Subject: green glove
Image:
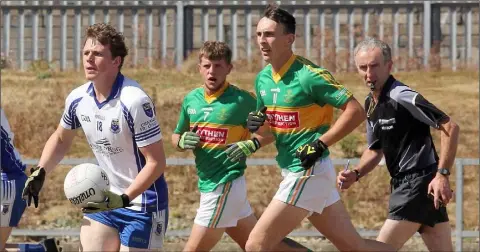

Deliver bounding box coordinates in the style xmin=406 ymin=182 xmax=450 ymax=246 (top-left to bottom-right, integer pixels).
xmin=82 ymin=190 xmax=131 ymax=213
xmin=225 ymin=138 xmax=261 ymax=162
xmin=22 ymin=166 xmax=46 ymax=208
xmin=178 ymin=125 xmax=200 ymax=150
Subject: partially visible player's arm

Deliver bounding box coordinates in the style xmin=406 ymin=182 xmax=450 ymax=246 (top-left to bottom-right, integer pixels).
xmin=437 ymin=119 xmax=460 ymax=172
xmin=319 ymin=97 xmax=366 ymax=146
xmin=38 ymin=91 xmax=81 ymax=173
xmin=299 ymin=68 xmax=365 ymax=147
xmin=337 ymin=148 xmax=383 ymax=189
xmin=225 ymin=119 xmax=273 ymax=162
xmin=354 ymin=148 xmax=383 ymax=179
xmin=38 ymin=125 xmax=76 ymax=174
xmin=24 ymin=124 xmax=76 ymax=208
xmin=246 ymin=88 xmax=273 ymax=146
xmin=172 ymin=99 xmax=199 ymax=151
xmin=172 ymin=127 xmax=200 ymax=152
xmin=253 ymin=122 xmax=275 ymax=147
xmin=171 ymin=133 xmax=182 ymax=151
xmin=394 ymin=89 xmax=460 ymax=171
xmin=295 ymin=97 xmax=365 ymax=169
xmin=394 ymin=88 xmax=457 ymax=207
xmin=124 ymin=140 xmax=167 ymax=200
xmin=354 ymin=114 xmax=384 ymax=179
xmin=427 ymin=118 xmax=459 ymax=208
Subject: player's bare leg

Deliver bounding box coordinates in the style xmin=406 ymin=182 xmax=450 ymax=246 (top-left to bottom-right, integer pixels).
xmin=1 ymin=232 xmax=61 ymax=252
xmin=308 ymin=200 xmax=395 ymax=251
xmin=80 ymin=217 xmax=120 ymax=252
xmin=225 ymin=215 xmax=256 ymax=250
xmin=0 ymin=227 xmax=13 ymax=251
xmin=2 ymin=244 xmax=20 ymax=252
xmin=420 ymin=222 xmax=453 ymax=251
xmin=119 ymin=244 xmax=157 ymax=252
xmin=228 ymin=214 xmax=309 ymax=252
xmin=245 ymin=200 xmax=309 ymax=251
xmin=376 ymin=219 xmax=421 ymax=250
xmin=182 ymin=224 xmax=226 ymax=252
xmin=226 ymin=216 xmax=263 ymax=251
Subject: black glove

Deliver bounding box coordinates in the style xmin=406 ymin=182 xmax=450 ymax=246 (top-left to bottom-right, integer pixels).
xmin=22 ymin=166 xmax=46 ymax=208
xmin=295 ymin=139 xmax=328 ymax=170
xmin=247 ymin=106 xmax=268 ymax=133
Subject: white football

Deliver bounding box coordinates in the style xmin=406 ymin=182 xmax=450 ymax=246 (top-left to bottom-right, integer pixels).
xmin=63 ymin=163 xmax=110 ymax=208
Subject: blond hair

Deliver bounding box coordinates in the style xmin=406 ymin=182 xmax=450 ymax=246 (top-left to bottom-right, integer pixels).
xmin=198 ymin=41 xmax=232 ymax=64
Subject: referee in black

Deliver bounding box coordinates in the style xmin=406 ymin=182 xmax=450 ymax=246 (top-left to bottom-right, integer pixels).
xmin=337 ymin=37 xmax=459 ymax=251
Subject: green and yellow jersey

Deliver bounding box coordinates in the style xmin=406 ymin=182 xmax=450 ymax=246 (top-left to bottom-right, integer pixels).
xmin=255 ymin=54 xmax=353 ymax=172
xmin=174 ymin=82 xmax=257 ymax=192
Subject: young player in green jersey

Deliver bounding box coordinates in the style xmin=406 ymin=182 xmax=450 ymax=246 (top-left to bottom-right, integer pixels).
xmin=226 ymin=4 xmax=396 ymax=252
xmin=172 ymin=41 xmax=311 ymax=252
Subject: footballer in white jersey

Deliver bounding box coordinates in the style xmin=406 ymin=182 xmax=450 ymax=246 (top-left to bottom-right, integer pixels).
xmin=1 ymin=109 xmax=63 ymax=251
xmin=61 ymin=74 xmax=168 ymax=249
xmin=1 ymin=108 xmax=28 ymax=228
xmin=60 ymin=74 xmax=168 ymax=213
xmin=23 ymin=23 xmax=169 ymax=250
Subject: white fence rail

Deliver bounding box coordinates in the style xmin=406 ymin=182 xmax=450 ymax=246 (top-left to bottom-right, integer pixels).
xmin=1 ymin=0 xmax=479 ymax=71
xmin=12 ymin=157 xmax=480 ymax=252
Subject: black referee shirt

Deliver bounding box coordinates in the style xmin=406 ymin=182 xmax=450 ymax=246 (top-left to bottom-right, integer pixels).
xmin=365 ymin=75 xmax=449 ymax=178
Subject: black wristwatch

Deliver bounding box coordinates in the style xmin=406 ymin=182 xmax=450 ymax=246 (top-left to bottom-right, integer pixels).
xmin=353 ymin=169 xmax=361 ymax=181
xmin=437 ymin=168 xmax=451 ymax=176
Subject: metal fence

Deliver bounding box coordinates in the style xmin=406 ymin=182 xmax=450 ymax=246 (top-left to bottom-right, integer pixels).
xmin=11 ymin=157 xmax=480 ymax=252
xmin=1 ymin=0 xmax=479 ymax=71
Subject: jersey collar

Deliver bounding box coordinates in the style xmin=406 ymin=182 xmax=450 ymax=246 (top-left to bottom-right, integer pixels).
xmin=87 ymin=72 xmax=125 ymax=109
xmin=204 ymin=81 xmax=229 ymax=104
xmin=272 ymin=54 xmax=296 ymax=83
xmin=378 ymin=75 xmax=396 ymax=102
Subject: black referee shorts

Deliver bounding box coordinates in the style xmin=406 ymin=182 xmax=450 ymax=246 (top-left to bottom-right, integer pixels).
xmin=388 ymin=166 xmax=449 ymax=230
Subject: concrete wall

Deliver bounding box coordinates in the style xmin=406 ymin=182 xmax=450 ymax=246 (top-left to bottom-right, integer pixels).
xmin=1 ymin=3 xmax=478 ymax=70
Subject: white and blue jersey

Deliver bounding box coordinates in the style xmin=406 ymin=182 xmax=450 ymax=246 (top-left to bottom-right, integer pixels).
xmin=60 ymin=73 xmax=168 ymax=213
xmin=1 ymin=108 xmax=27 ymax=227
xmin=1 ymin=109 xmax=27 ymax=179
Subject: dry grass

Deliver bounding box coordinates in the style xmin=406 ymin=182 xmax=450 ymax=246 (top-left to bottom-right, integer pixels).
xmin=1 ymin=64 xmax=478 ymax=250
xmin=9 ymin=236 xmax=478 ymax=252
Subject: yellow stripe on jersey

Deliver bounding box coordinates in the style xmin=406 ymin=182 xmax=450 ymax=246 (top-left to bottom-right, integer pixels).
xmin=189 ymin=122 xmax=250 ymax=149
xmin=272 ymin=54 xmax=296 ymax=83
xmin=296 ymin=56 xmax=347 ymax=92
xmin=265 ymin=104 xmax=333 ymax=134
xmin=204 ymin=82 xmax=230 ymax=104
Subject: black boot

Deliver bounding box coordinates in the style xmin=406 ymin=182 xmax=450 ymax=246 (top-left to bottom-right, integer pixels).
xmin=39 ymin=238 xmax=62 ymax=252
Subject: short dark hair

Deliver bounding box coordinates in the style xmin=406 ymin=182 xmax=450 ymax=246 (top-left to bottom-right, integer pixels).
xmin=84 ymin=23 xmax=129 ymax=69
xmin=263 ymin=4 xmax=296 ymax=34
xmin=198 ymin=41 xmax=232 ymax=64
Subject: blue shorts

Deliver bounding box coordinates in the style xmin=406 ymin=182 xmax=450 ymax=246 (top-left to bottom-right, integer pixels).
xmin=84 ymin=207 xmax=168 ymax=249
xmin=1 ymin=174 xmax=27 ymax=227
